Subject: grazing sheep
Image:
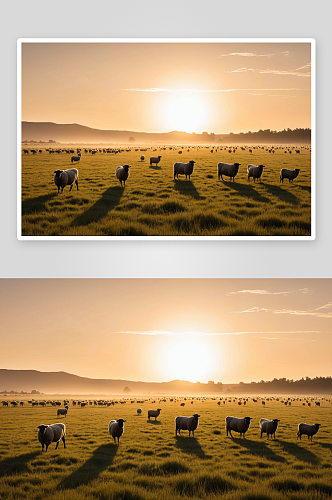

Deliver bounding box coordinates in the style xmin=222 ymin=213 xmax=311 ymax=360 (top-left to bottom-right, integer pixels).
xmin=37 ymin=423 xmax=66 ymax=452
xmin=148 ymin=409 xmax=161 ymax=421
xmin=137 ymin=408 xmax=142 ymax=415
xmin=260 ymin=418 xmax=280 ymax=439
xmin=173 ymin=161 xmax=196 ymax=180
xmin=108 ymin=419 xmax=126 ymax=445
xmin=54 ymin=168 xmax=79 ymax=193
xmin=247 ymin=164 xmax=264 ymax=182
xmin=140 ymin=155 xmax=145 ymax=161
xmin=175 ymin=414 xmax=200 ymax=437
xmin=115 ymin=165 xmax=131 ymax=187
xmin=226 ymin=416 xmax=252 ymax=438
xmin=150 ymin=156 xmax=162 ymax=166
xmin=71 ymin=153 xmax=81 ymax=163
xmin=217 ymin=162 xmax=241 ymax=182
xmin=297 ymin=423 xmax=320 ymax=441
xmin=280 ymin=168 xmax=300 ymax=183
xmin=57 ymin=405 xmax=69 ymax=417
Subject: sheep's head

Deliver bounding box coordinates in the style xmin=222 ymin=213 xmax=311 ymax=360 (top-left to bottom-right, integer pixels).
xmin=54 ymin=170 xmax=63 ymax=178
xmin=315 ymin=424 xmax=320 ymax=430
xmin=123 ymin=165 xmax=131 ymax=172
xmin=272 ymin=419 xmax=280 ymax=424
xmin=38 ymin=424 xmax=48 ymax=434
xmin=193 ymin=414 xmax=200 ymax=419
xmin=244 ymin=417 xmax=252 ymax=426
xmin=117 ymin=419 xmax=126 ymax=427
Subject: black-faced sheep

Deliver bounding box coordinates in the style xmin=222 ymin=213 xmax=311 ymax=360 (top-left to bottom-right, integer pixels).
xmin=108 ymin=419 xmax=126 ymax=445
xmin=54 ymin=168 xmax=79 ymax=193
xmin=175 ymin=414 xmax=200 ymax=437
xmin=115 ymin=165 xmax=131 ymax=187
xmin=247 ymin=164 xmax=264 ymax=182
xmin=150 ymin=156 xmax=162 ymax=166
xmin=217 ymin=162 xmax=241 ymax=182
xmin=37 ymin=423 xmax=66 ymax=452
xmin=226 ymin=416 xmax=252 ymax=438
xmin=280 ymin=168 xmax=300 ymax=183
xmin=173 ymin=161 xmax=196 ymax=180
xmin=259 ymin=418 xmax=280 ymax=439
xmin=297 ymin=423 xmax=320 ymax=441
xmin=71 ymin=153 xmax=81 ymax=163
xmin=148 ymin=409 xmax=161 ymax=421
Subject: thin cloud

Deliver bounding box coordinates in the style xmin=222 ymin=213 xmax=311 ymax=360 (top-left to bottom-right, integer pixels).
xmin=117 ymin=329 xmax=321 ymax=337
xmin=258 ymin=336 xmax=316 ymax=342
xmin=295 ymin=62 xmax=311 ymax=71
xmin=274 ymin=303 xmax=332 ymax=318
xmin=235 ymin=307 xmax=269 ymax=314
xmin=228 ymin=288 xmax=309 ymax=296
xmin=219 ymin=51 xmax=290 ymax=58
xmin=226 ymin=67 xmax=255 ymax=73
xmin=259 ymin=69 xmax=311 ymax=77
xmin=122 ymin=87 xmax=307 ymax=94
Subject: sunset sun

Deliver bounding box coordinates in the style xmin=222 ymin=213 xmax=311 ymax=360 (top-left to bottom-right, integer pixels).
xmin=165 ymin=339 xmax=212 ymax=383
xmin=166 ymin=96 xmax=206 ymax=133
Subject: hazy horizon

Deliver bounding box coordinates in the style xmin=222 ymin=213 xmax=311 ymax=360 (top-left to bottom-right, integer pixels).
xmin=21 ymin=41 xmax=311 ymax=135
xmin=1 ymin=279 xmax=330 ymax=385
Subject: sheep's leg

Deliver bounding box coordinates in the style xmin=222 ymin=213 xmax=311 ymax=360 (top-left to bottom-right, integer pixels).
xmin=76 ymin=180 xmax=79 ymax=190
xmin=55 ymin=441 xmax=59 ymax=450
xmin=70 ymin=184 xmax=73 ymax=191
xmin=62 ymin=436 xmax=66 ymax=448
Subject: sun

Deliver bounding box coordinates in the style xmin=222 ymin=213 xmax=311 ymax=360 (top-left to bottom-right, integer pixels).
xmin=165 ymin=339 xmax=212 ymax=383
xmin=166 ymin=96 xmax=206 ymax=133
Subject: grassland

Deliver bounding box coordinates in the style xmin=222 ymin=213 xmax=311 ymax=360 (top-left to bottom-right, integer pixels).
xmin=20 ymin=145 xmax=311 ymax=237
xmin=0 ymin=395 xmax=331 ymax=500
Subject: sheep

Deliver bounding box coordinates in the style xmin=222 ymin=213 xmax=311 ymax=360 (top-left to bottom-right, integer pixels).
xmin=108 ymin=419 xmax=126 ymax=445
xmin=54 ymin=168 xmax=79 ymax=193
xmin=217 ymin=162 xmax=241 ymax=182
xmin=173 ymin=161 xmax=196 ymax=180
xmin=225 ymin=416 xmax=252 ymax=438
xmin=259 ymin=418 xmax=280 ymax=439
xmin=148 ymin=409 xmax=161 ymax=421
xmin=137 ymin=408 xmax=142 ymax=415
xmin=37 ymin=423 xmax=66 ymax=452
xmin=71 ymin=153 xmax=81 ymax=163
xmin=57 ymin=405 xmax=69 ymax=417
xmin=175 ymin=414 xmax=200 ymax=437
xmin=150 ymin=156 xmax=162 ymax=166
xmin=280 ymin=168 xmax=300 ymax=183
xmin=140 ymin=155 xmax=145 ymax=161
xmin=297 ymin=423 xmax=320 ymax=441
xmin=247 ymin=164 xmax=264 ymax=182
xmin=115 ymin=165 xmax=131 ymax=187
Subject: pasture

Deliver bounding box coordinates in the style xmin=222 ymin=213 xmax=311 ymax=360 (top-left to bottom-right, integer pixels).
xmin=0 ymin=395 xmax=331 ymax=500
xmin=20 ymin=145 xmax=312 ymax=237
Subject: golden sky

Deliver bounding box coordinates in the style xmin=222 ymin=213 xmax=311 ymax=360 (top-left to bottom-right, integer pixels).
xmin=21 ymin=42 xmax=311 ymax=134
xmin=1 ymin=279 xmax=330 ymax=384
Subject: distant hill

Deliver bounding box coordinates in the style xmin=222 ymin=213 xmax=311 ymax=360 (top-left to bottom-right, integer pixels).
xmin=21 ymin=121 xmax=311 ymax=145
xmin=0 ymin=369 xmax=223 ymax=395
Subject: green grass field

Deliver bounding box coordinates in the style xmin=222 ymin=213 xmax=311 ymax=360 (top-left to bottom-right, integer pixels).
xmin=21 ymin=145 xmax=311 ymax=237
xmin=0 ymin=395 xmax=331 ymax=500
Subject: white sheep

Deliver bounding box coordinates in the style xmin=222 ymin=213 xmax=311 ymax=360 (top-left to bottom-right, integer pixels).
xmin=148 ymin=408 xmax=161 ymax=421
xmin=71 ymin=153 xmax=82 ymax=163
xmin=173 ymin=161 xmax=196 ymax=180
xmin=108 ymin=418 xmax=126 ymax=445
xmin=150 ymin=156 xmax=162 ymax=166
xmin=225 ymin=416 xmax=252 ymax=438
xmin=280 ymin=168 xmax=300 ymax=183
xmin=37 ymin=423 xmax=66 ymax=452
xmin=137 ymin=408 xmax=142 ymax=415
xmin=247 ymin=164 xmax=264 ymax=182
xmin=54 ymin=168 xmax=79 ymax=193
xmin=115 ymin=165 xmax=131 ymax=187
xmin=57 ymin=405 xmax=69 ymax=417
xmin=297 ymin=423 xmax=320 ymax=441
xmin=217 ymin=162 xmax=241 ymax=182
xmin=259 ymin=418 xmax=280 ymax=439
xmin=175 ymin=414 xmax=200 ymax=437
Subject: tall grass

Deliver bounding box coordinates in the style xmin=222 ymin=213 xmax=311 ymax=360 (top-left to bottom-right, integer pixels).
xmin=20 ymin=145 xmax=311 ymax=236
xmin=0 ymin=394 xmax=330 ymax=499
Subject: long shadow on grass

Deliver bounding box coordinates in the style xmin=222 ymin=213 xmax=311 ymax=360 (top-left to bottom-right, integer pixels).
xmin=225 ymin=182 xmax=271 ymax=204
xmin=59 ymin=444 xmax=117 ymax=489
xmin=297 ymin=185 xmax=311 ymax=193
xmin=147 ymin=420 xmax=162 ymax=425
xmin=175 ymin=436 xmax=206 ymax=459
xmin=277 ymin=440 xmax=318 ymax=464
xmin=263 ymin=183 xmax=299 ymax=205
xmin=22 ymin=193 xmax=57 ymax=215
xmin=71 ymin=186 xmax=123 ymax=226
xmin=0 ymin=451 xmax=39 ymax=478
xmin=149 ymin=165 xmax=162 ymax=170
xmin=319 ymin=442 xmax=332 ymax=452
xmin=173 ymin=180 xmax=205 ymax=200
xmin=231 ymin=438 xmax=286 ymax=463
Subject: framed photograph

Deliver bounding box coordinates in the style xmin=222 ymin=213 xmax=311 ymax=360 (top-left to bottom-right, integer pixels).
xmin=18 ymin=39 xmax=315 ymax=240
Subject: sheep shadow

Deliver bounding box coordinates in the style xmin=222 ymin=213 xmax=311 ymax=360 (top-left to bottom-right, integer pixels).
xmin=175 ymin=436 xmax=206 ymax=459
xmin=22 ymin=193 xmax=57 ymax=215
xmin=263 ymin=183 xmax=299 ymax=205
xmin=71 ymin=186 xmax=123 ymax=226
xmin=277 ymin=440 xmax=318 ymax=464
xmin=59 ymin=444 xmax=117 ymax=489
xmin=173 ymin=180 xmax=205 ymax=200
xmin=297 ymin=184 xmax=311 ymax=193
xmin=225 ymin=182 xmax=271 ymax=204
xmin=147 ymin=420 xmax=161 ymax=425
xmin=232 ymin=438 xmax=286 ymax=463
xmin=0 ymin=451 xmax=39 ymax=478
xmin=318 ymin=442 xmax=332 ymax=452
xmin=149 ymin=165 xmax=162 ymax=170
